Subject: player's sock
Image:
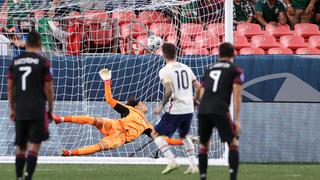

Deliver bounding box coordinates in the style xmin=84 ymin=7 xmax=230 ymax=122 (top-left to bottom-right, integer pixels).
xmin=63 ymin=116 xmax=94 ymax=125
xmin=183 ymin=136 xmax=197 ymax=167
xmin=229 ymin=145 xmax=239 ymax=180
xmin=199 ymin=146 xmax=208 ymax=180
xmin=164 ymin=137 xmax=183 ymax=145
xmin=25 ymin=151 xmax=38 ymax=180
xmin=154 ymin=137 xmax=176 ymax=164
xmin=15 ymin=153 xmax=25 ymax=179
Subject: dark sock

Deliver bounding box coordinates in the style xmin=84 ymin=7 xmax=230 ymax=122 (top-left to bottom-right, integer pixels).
xmin=229 ymin=145 xmax=239 ymax=180
xmin=15 ymin=153 xmax=25 ymax=179
xmin=199 ymin=147 xmax=208 ymax=180
xmin=25 ymin=151 xmax=38 ymax=180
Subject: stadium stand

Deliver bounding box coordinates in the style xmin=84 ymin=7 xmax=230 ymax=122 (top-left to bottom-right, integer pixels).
xmin=267 ymin=47 xmax=294 ymax=55
xmin=296 ymin=47 xmax=320 ymax=55
xmin=239 ymin=47 xmax=265 ymax=55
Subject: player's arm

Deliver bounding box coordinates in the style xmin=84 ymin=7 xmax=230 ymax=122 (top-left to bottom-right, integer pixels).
xmin=7 ymin=79 xmax=14 ymax=120
xmin=191 ymin=69 xmax=202 ymax=104
xmin=44 ymin=60 xmax=54 ymax=119
xmin=233 ymin=67 xmax=244 ymax=135
xmin=99 ymin=69 xmax=130 ymax=117
xmin=44 ymin=81 xmax=54 ymax=116
xmin=7 ymin=63 xmax=14 ymax=120
xmin=153 ymin=78 xmax=172 ymax=114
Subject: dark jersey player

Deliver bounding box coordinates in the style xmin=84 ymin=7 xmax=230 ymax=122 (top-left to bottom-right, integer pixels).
xmin=7 ymin=31 xmax=54 ymax=180
xmin=197 ymin=42 xmax=244 ymax=180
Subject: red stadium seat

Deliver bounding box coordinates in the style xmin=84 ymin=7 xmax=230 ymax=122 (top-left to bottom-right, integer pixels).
xmin=251 ymin=35 xmax=278 ymax=49
xmin=267 ymin=47 xmax=293 ymax=54
xmin=308 ymin=36 xmax=320 ymax=49
xmin=280 ymin=35 xmax=307 ymax=49
xmin=134 ymin=35 xmax=148 ymax=54
xmin=182 ymin=48 xmax=209 ymax=55
xmin=233 ymin=34 xmax=250 ymax=49
xmin=296 ymin=47 xmax=320 ymax=55
xmin=239 ymin=47 xmax=265 ymax=55
xmin=112 ymin=11 xmax=137 ymax=24
xmin=120 ymin=23 xmax=148 ymax=38
xmin=180 ymin=35 xmax=194 ymax=48
xmin=265 ymin=24 xmax=293 ymax=37
xmin=138 ymin=11 xmax=169 ymax=24
xmin=166 ymin=35 xmax=178 ymax=45
xmin=195 ymin=34 xmax=220 ymax=49
xmin=181 ymin=23 xmax=204 ymax=37
xmin=150 ymin=23 xmax=176 ymax=36
xmin=237 ymin=23 xmax=264 ymax=37
xmin=295 ymin=23 xmax=320 ymax=38
xmin=207 ymin=23 xmax=225 ymax=37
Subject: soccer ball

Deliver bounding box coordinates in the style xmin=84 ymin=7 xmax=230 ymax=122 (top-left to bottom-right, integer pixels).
xmin=147 ymin=35 xmax=163 ymax=51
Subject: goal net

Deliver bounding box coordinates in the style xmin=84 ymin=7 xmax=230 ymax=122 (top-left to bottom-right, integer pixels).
xmin=0 ymin=0 xmax=227 ymax=165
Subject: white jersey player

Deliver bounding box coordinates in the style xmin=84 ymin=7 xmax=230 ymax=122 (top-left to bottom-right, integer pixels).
xmin=152 ymin=43 xmax=202 ymax=174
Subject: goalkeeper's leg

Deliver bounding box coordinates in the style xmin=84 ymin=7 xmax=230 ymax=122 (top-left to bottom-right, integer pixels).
xmin=53 ymin=115 xmax=112 ymax=131
xmin=61 ymin=134 xmax=126 ymax=156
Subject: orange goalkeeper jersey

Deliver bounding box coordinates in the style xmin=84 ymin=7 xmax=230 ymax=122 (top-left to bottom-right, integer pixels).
xmin=104 ymin=81 xmax=153 ymax=143
xmin=119 ymin=105 xmax=153 ymax=143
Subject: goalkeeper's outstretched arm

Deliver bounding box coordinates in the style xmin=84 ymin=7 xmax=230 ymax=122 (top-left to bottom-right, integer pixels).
xmin=100 ymin=69 xmax=130 ymax=117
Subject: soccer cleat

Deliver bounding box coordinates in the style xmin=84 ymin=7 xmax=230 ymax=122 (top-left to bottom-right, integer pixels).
xmin=161 ymin=161 xmax=180 ymax=174
xmin=189 ymin=135 xmax=199 ymax=145
xmin=52 ymin=114 xmax=62 ymax=124
xmin=60 ymin=148 xmax=71 ymax=156
xmin=184 ymin=165 xmax=199 ymax=174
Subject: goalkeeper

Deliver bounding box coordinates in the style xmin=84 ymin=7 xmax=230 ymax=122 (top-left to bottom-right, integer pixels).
xmin=53 ymin=68 xmax=183 ymax=156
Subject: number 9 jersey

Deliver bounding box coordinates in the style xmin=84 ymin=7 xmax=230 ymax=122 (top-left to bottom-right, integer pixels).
xmin=8 ymin=52 xmax=53 ymax=120
xmin=159 ymin=62 xmax=197 ymax=114
xmin=198 ymin=60 xmax=244 ymax=115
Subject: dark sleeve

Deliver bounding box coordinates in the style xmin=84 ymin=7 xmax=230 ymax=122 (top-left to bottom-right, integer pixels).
xmin=278 ymin=2 xmax=285 ymax=12
xmin=200 ymin=69 xmax=209 ymax=87
xmin=44 ymin=59 xmax=53 ymax=82
xmin=233 ymin=66 xmax=244 ymax=85
xmin=8 ymin=62 xmax=13 ymax=80
xmin=114 ymin=103 xmax=130 ymax=118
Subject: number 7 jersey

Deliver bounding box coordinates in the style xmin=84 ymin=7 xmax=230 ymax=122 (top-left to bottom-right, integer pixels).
xmin=159 ymin=62 xmax=197 ymax=114
xmin=198 ymin=61 xmax=244 ymax=115
xmin=8 ymin=52 xmax=52 ymax=120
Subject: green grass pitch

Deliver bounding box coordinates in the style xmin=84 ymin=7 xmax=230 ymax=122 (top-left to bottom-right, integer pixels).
xmin=0 ymin=163 xmax=319 ymax=180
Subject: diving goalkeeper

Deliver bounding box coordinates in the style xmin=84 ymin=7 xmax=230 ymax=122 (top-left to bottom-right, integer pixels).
xmin=53 ymin=68 xmax=182 ymax=156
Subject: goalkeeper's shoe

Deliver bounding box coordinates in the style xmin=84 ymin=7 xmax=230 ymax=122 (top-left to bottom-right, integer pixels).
xmin=52 ymin=114 xmax=62 ymax=124
xmin=184 ymin=165 xmax=199 ymax=174
xmin=161 ymin=161 xmax=180 ymax=174
xmin=60 ymin=148 xmax=72 ymax=156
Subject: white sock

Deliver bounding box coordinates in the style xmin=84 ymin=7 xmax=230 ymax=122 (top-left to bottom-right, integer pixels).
xmin=154 ymin=136 xmax=176 ymax=164
xmin=183 ymin=136 xmax=197 ymax=167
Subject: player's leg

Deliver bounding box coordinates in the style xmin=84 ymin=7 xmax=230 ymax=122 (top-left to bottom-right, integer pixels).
xmin=178 ymin=113 xmax=198 ymax=174
xmin=153 ymin=113 xmax=180 ymax=174
xmin=24 ymin=118 xmax=49 ymax=180
xmin=218 ymin=112 xmax=239 ymax=180
xmin=198 ymin=114 xmax=214 ymax=180
xmin=14 ymin=121 xmax=27 ymax=180
xmin=62 ymin=133 xmax=126 ymax=156
xmin=53 ymin=115 xmax=111 ymax=131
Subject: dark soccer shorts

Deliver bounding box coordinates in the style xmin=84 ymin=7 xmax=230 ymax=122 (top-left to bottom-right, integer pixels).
xmin=15 ymin=119 xmax=49 ymax=148
xmin=198 ymin=112 xmax=236 ymax=145
xmin=154 ymin=113 xmax=193 ymax=138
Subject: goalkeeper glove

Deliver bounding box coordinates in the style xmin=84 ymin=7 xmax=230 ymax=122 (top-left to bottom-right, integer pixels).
xmin=99 ymin=68 xmax=112 ymax=81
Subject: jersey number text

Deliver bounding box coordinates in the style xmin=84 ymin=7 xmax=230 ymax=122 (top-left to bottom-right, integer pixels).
xmin=174 ymin=70 xmax=189 ymax=90
xmin=19 ymin=66 xmax=32 ymax=91
xmin=209 ymin=70 xmax=221 ymax=92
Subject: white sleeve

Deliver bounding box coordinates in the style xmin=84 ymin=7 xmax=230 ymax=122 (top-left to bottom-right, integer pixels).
xmin=159 ymin=68 xmax=172 ymax=84
xmin=190 ymin=68 xmax=197 ymax=81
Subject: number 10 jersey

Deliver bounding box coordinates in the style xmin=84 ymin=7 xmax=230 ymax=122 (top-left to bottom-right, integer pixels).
xmin=159 ymin=62 xmax=197 ymax=115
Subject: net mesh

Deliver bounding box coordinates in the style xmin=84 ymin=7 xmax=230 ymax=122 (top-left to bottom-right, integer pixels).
xmin=0 ymin=0 xmax=227 ymax=164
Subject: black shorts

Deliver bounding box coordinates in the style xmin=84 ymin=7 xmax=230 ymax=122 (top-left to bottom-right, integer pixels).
xmin=198 ymin=112 xmax=236 ymax=145
xmin=15 ymin=119 xmax=49 ymax=148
